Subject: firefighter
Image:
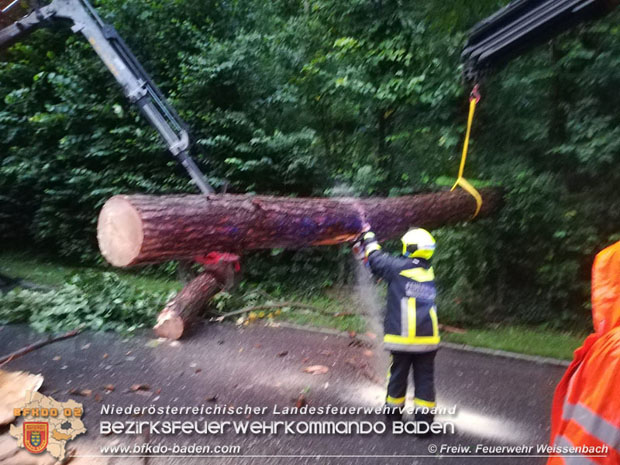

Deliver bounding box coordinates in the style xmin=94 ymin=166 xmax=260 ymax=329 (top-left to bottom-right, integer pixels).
xmin=547 ymin=241 xmax=620 ymax=464
xmin=357 ymin=228 xmax=439 ymax=425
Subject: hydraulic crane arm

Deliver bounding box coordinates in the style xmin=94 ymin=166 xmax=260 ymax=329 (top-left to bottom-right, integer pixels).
xmin=462 ymin=0 xmax=619 ymax=81
xmin=0 ymin=0 xmax=214 ymax=194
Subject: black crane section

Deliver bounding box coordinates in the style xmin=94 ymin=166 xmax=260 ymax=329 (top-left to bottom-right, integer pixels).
xmin=462 ymin=0 xmax=619 ymax=81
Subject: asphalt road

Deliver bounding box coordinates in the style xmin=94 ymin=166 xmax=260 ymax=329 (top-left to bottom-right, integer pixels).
xmin=0 ymin=323 xmax=566 ymax=465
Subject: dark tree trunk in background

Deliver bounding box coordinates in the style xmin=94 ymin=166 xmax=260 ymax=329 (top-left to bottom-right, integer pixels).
xmin=549 ymin=40 xmax=567 ymax=144
xmin=97 ymin=188 xmax=503 ymax=267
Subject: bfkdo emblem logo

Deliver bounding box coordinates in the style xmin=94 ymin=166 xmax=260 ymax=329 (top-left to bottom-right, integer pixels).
xmin=23 ymin=422 xmax=49 ymax=454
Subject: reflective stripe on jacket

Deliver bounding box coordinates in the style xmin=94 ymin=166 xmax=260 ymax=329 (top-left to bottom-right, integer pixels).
xmin=367 ymin=250 xmax=439 ymax=352
xmin=547 ymin=241 xmax=620 ymax=465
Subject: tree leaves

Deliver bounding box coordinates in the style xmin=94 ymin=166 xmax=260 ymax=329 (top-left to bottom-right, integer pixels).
xmin=0 ymin=273 xmax=172 ymax=333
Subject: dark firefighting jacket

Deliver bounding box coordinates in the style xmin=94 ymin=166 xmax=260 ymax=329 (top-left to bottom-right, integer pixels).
xmin=367 ymin=250 xmax=439 ymax=353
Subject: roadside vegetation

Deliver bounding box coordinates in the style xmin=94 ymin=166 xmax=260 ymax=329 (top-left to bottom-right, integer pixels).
xmin=441 ymin=327 xmax=584 ymax=361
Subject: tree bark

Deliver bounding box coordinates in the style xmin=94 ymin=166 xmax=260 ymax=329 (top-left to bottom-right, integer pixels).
xmin=153 ymin=272 xmax=222 ymax=340
xmin=97 ymin=188 xmax=502 ymax=267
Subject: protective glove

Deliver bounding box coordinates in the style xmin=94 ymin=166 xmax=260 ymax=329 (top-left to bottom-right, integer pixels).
xmin=352 ymin=230 xmax=381 ymax=262
xmin=361 ymin=231 xmax=381 ymax=256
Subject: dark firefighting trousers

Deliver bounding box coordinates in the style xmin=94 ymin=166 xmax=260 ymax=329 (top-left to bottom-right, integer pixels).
xmin=386 ymin=350 xmax=437 ymax=420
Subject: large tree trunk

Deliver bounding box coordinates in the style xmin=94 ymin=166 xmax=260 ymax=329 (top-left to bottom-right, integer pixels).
xmin=101 ymin=188 xmax=502 ymax=340
xmin=97 ymin=188 xmax=502 ymax=267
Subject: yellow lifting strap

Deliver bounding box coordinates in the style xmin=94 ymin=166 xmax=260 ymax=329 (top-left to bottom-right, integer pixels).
xmin=451 ymin=84 xmax=483 ymax=218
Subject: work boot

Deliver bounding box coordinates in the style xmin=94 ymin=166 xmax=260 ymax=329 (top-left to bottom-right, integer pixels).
xmin=414 ymin=412 xmax=435 ymax=437
xmin=385 ymin=406 xmax=402 ymax=425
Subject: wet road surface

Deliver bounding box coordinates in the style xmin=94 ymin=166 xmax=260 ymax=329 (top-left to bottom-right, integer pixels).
xmin=0 ymin=323 xmax=566 ymax=464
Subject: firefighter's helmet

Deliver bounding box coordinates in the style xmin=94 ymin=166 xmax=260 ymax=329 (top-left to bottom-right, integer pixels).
xmin=401 ymin=228 xmax=435 ymax=259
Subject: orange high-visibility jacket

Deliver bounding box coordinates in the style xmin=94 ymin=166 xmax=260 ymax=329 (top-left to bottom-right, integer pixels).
xmin=547 ymin=241 xmax=620 ymax=464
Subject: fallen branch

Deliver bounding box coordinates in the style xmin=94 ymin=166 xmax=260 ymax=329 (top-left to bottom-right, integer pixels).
xmin=212 ymin=301 xmax=353 ymax=322
xmin=0 ymin=329 xmax=81 ymax=367
xmin=216 ymin=305 xmax=466 ymax=332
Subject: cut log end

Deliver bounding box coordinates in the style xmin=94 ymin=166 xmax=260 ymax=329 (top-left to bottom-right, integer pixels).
xmin=153 ymin=308 xmax=185 ymax=340
xmin=154 ymin=271 xmax=223 ymax=340
xmin=97 ymin=196 xmax=144 ymax=267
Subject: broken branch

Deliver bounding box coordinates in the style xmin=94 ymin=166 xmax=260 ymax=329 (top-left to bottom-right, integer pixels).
xmin=212 ymin=301 xmax=353 ymax=322
xmin=0 ymin=329 xmax=81 ymax=367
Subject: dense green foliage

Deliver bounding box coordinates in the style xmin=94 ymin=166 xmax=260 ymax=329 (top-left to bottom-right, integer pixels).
xmin=0 ymin=272 xmax=172 ymax=332
xmin=1 ymin=1 xmax=619 ymax=330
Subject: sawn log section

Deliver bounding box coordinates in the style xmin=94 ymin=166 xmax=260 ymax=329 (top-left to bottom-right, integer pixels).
xmin=97 ymin=188 xmax=502 ymax=267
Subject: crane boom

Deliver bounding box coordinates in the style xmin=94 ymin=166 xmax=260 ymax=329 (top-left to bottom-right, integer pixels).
xmin=0 ymin=0 xmax=214 ymax=194
xmin=462 ymin=0 xmax=619 ymax=81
